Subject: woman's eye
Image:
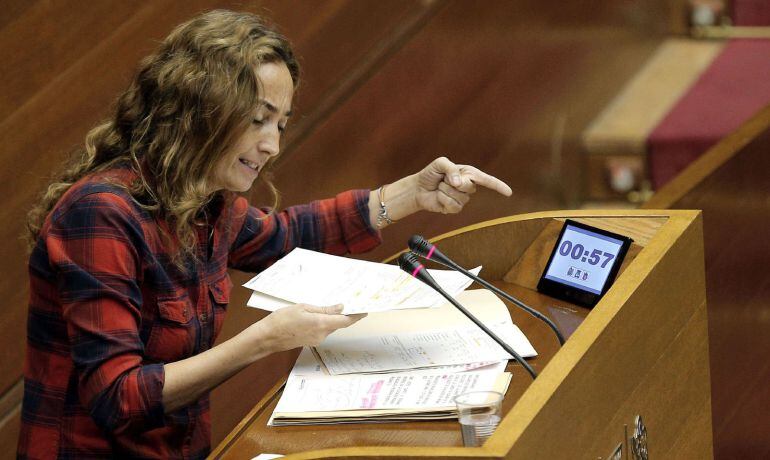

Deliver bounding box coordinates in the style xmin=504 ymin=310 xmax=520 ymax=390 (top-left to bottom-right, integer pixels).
xmin=252 ymin=118 xmax=264 ymax=126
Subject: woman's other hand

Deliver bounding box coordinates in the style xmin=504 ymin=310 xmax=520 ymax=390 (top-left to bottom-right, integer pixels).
xmin=253 ymin=304 xmax=365 ymax=352
xmin=163 ymin=304 xmax=362 ymax=412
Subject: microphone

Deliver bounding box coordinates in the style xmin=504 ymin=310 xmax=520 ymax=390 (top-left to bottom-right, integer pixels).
xmin=398 ymin=252 xmax=537 ymax=379
xmin=408 ymin=235 xmax=566 ymax=345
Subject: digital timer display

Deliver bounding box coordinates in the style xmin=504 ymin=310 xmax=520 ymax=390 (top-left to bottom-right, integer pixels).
xmin=538 ymin=220 xmax=633 ymax=307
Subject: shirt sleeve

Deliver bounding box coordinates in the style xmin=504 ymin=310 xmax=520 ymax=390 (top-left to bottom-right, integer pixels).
xmin=46 ymin=192 xmax=165 ymax=434
xmin=228 ymin=189 xmax=382 ymax=272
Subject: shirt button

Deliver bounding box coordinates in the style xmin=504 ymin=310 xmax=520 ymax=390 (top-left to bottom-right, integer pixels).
xmin=199 ymin=313 xmax=208 ymax=322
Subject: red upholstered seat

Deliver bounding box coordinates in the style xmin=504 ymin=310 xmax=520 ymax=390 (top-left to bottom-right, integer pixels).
xmin=647 ymin=39 xmax=770 ymax=188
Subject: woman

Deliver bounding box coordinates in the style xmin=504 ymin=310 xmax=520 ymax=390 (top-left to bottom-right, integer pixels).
xmin=18 ymin=10 xmax=512 ymax=459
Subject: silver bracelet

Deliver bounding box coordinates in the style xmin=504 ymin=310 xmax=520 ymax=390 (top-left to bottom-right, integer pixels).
xmin=376 ymin=185 xmax=394 ymax=228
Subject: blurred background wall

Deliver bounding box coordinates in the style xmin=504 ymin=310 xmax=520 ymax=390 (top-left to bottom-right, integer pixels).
xmin=5 ymin=0 xmax=769 ymax=458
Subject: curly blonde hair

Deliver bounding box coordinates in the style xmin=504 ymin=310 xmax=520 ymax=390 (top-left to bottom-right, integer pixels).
xmin=26 ymin=10 xmax=299 ymax=263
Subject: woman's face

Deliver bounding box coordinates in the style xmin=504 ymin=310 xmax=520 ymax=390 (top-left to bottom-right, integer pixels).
xmin=212 ymin=61 xmax=294 ymax=193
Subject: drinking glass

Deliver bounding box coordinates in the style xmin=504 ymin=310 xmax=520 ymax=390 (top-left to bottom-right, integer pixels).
xmin=454 ymin=391 xmax=503 ymax=447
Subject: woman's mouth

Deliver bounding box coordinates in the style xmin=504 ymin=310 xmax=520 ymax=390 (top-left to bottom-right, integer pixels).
xmin=239 ymin=158 xmax=260 ymax=170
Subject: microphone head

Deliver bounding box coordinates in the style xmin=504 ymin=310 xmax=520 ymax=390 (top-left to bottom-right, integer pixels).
xmin=397 ymin=252 xmax=422 ymax=273
xmin=408 ymin=234 xmax=457 ymax=270
xmin=397 ymin=251 xmax=439 ymax=287
xmin=408 ymin=235 xmax=432 ymax=257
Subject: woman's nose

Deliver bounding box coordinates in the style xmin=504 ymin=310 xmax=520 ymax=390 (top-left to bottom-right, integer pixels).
xmin=258 ymin=128 xmax=280 ymax=157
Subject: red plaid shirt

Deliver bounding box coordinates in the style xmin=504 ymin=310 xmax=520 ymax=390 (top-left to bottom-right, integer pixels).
xmin=18 ymin=168 xmax=380 ymax=459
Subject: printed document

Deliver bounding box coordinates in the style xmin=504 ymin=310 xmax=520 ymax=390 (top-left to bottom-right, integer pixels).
xmin=315 ymin=321 xmax=536 ymax=375
xmin=292 ymin=346 xmax=507 ymax=377
xmin=275 ymin=370 xmax=506 ymax=413
xmin=266 ymin=291 xmax=531 ymax=426
xmin=243 ymin=247 xmax=480 ymax=314
xmin=311 ymin=289 xmax=537 ymax=374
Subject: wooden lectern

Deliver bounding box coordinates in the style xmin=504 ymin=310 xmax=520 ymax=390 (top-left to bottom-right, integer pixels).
xmin=211 ymin=209 xmax=711 ymax=459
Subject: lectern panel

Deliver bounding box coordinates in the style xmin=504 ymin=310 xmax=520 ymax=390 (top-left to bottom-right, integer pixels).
xmin=212 ymin=210 xmax=710 ymax=460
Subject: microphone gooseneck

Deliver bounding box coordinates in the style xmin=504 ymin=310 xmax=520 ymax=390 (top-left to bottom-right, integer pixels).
xmin=398 ymin=253 xmax=537 ymax=379
xmin=408 ymin=235 xmax=566 ymax=345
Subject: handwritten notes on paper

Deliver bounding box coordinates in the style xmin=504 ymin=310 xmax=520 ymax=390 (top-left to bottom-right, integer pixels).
xmin=315 ymin=322 xmax=537 ymax=375
xmin=243 ymin=248 xmax=480 ymax=314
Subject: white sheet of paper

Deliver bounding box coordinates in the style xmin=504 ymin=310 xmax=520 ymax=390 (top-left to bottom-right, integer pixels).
xmin=293 ymin=346 xmax=507 ymax=377
xmin=315 ymin=321 xmax=536 ymax=375
xmin=402 ymin=360 xmax=508 ymax=375
xmin=243 ymin=247 xmax=480 ymax=314
xmin=291 ymin=347 xmax=327 ymax=376
xmin=246 ymin=290 xmax=293 ymax=312
xmin=274 ymin=370 xmax=504 ymax=413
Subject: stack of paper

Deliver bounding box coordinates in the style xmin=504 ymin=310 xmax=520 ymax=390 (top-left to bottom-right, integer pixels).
xmin=268 ymin=290 xmax=536 ymax=426
xmin=270 ymin=351 xmax=511 ymax=425
xmin=243 ymin=248 xmax=481 ymax=314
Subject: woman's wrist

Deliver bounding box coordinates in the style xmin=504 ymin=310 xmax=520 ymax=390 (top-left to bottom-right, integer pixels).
xmin=369 ymin=175 xmax=421 ymax=229
xmin=238 ymin=320 xmax=279 ymax=363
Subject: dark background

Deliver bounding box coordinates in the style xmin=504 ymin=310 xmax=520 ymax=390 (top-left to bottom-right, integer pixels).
xmin=0 ymin=0 xmax=689 ymax=454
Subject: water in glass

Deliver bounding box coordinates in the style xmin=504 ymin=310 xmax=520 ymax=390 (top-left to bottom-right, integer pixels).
xmin=459 ymin=413 xmax=501 ymax=447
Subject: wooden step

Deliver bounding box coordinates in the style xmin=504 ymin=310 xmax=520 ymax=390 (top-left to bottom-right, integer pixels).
xmin=582 ymin=38 xmax=724 ymax=201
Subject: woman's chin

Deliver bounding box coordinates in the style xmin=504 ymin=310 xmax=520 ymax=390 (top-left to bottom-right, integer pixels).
xmin=218 ymin=178 xmax=255 ymax=193
xmin=234 ymin=182 xmax=254 ymax=193
xmin=242 ymin=177 xmax=261 ymax=192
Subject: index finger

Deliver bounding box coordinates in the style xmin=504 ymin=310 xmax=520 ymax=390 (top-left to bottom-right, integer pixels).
xmin=460 ymin=165 xmax=512 ymax=196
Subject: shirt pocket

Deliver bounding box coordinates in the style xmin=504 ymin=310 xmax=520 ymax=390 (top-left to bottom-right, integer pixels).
xmin=209 ymin=274 xmax=232 ymax=343
xmin=145 ymin=294 xmax=195 ymax=362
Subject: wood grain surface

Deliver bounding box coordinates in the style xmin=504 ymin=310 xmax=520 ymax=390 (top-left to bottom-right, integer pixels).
xmin=644 ymin=104 xmax=770 ymax=459
xmin=0 ymin=0 xmax=689 ymax=454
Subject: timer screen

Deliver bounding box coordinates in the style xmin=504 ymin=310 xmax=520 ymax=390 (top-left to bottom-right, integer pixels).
xmin=538 ymin=220 xmax=633 ymax=307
